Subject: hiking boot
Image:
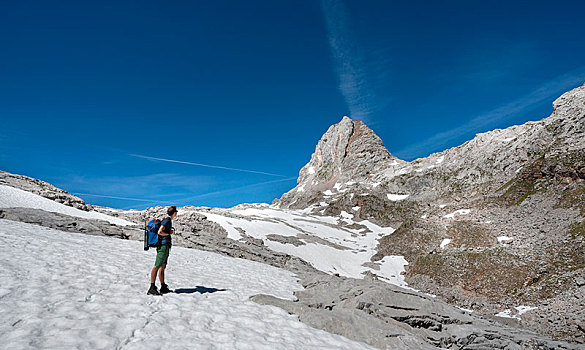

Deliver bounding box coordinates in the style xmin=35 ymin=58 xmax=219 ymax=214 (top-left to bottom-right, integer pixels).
xmin=160 ymin=283 xmax=172 ymax=294
xmin=147 ymin=285 xmax=161 ymax=296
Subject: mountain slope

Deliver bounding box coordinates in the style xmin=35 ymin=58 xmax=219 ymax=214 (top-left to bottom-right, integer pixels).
xmin=274 ymin=82 xmax=585 ymax=344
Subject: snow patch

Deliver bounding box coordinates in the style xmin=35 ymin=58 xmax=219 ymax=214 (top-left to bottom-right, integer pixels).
xmin=495 ymin=306 xmax=537 ymax=320
xmin=387 ymin=193 xmax=409 ymax=201
xmin=307 ymin=166 xmax=316 ymax=174
xmin=457 ymin=306 xmax=474 ymax=313
xmin=377 ymin=256 xmax=409 ymax=287
xmin=440 ymin=239 xmax=452 ymax=249
xmin=443 ymin=209 xmax=471 ymax=219
xmin=323 ymin=190 xmax=334 ymax=196
xmin=495 ymin=309 xmax=515 ymax=318
xmin=498 ymin=236 xmax=513 ymax=243
xmin=516 ymin=306 xmax=538 ymax=315
xmin=340 ymin=211 xmax=353 ymax=219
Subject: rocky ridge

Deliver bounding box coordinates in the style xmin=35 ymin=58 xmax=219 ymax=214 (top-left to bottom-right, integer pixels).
xmin=0 ymin=171 xmax=90 ymax=211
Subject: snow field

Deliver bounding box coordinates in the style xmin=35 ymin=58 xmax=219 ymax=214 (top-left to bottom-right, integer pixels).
xmin=200 ymin=208 xmax=408 ymax=287
xmin=0 ymin=219 xmax=374 ymax=349
xmin=0 ymin=185 xmax=134 ymax=226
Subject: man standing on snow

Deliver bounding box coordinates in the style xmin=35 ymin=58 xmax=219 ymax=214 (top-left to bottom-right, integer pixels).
xmin=148 ymin=206 xmax=178 ymax=295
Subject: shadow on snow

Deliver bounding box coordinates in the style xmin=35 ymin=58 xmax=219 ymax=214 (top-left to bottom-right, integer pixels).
xmin=174 ymin=286 xmax=228 ymax=294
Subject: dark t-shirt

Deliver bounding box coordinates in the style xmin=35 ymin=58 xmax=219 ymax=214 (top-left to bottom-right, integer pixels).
xmin=160 ymin=217 xmax=172 ymax=246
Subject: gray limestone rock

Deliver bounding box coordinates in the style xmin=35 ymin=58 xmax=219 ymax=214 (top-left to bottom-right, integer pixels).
xmin=0 ymin=171 xmax=90 ymax=211
xmin=252 ymin=273 xmax=580 ymax=349
xmin=0 ymin=207 xmax=140 ymax=239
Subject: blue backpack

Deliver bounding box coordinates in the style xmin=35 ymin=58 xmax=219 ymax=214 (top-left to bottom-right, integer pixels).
xmin=143 ymin=219 xmax=162 ymax=251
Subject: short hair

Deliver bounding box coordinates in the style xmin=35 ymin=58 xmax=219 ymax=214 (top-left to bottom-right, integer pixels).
xmin=167 ymin=206 xmax=178 ymax=216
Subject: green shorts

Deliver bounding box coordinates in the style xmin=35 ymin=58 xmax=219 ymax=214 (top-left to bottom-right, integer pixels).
xmin=154 ymin=245 xmax=171 ymax=267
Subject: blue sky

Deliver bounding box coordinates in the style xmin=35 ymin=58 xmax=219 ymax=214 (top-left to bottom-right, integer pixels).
xmin=1 ymin=0 xmax=585 ymax=209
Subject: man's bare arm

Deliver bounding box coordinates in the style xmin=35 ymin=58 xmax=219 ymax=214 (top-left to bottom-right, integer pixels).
xmin=158 ymin=226 xmax=171 ymax=236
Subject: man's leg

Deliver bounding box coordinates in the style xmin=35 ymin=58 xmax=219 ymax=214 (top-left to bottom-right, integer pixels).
xmin=150 ymin=266 xmax=160 ymax=284
xmin=148 ymin=265 xmax=162 ymax=295
xmin=158 ymin=264 xmax=166 ymax=285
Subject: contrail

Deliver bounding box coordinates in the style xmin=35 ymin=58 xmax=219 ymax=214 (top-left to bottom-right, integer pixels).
xmin=129 ymin=154 xmax=289 ymax=178
xmin=321 ymin=0 xmax=385 ymax=123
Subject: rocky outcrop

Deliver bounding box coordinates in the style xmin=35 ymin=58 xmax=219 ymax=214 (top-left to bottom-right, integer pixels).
xmin=253 ymin=274 xmax=580 ymax=349
xmin=0 ymin=171 xmax=90 ymax=211
xmin=0 ymin=207 xmax=140 ymax=239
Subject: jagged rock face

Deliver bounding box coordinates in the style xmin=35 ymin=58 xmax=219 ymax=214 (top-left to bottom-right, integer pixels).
xmin=279 ymin=116 xmax=399 ymax=208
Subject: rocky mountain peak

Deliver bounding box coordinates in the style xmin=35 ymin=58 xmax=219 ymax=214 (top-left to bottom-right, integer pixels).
xmin=278 ymin=116 xmax=398 ymax=208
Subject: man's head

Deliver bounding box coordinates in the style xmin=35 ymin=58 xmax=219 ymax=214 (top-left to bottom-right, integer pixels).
xmin=168 ymin=206 xmax=178 ymax=219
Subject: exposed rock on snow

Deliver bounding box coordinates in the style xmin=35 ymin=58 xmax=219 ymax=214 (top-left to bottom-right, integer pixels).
xmin=0 ymin=184 xmax=134 ymax=226
xmin=0 ymin=170 xmax=89 ymax=211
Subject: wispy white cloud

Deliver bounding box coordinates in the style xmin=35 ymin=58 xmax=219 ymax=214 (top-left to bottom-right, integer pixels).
xmin=129 ymin=154 xmax=288 ymax=178
xmin=321 ymin=0 xmax=387 ymax=123
xmin=395 ymin=69 xmax=585 ymax=160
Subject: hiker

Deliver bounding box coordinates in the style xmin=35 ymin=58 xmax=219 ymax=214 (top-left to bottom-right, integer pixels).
xmin=147 ymin=206 xmax=178 ymax=295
